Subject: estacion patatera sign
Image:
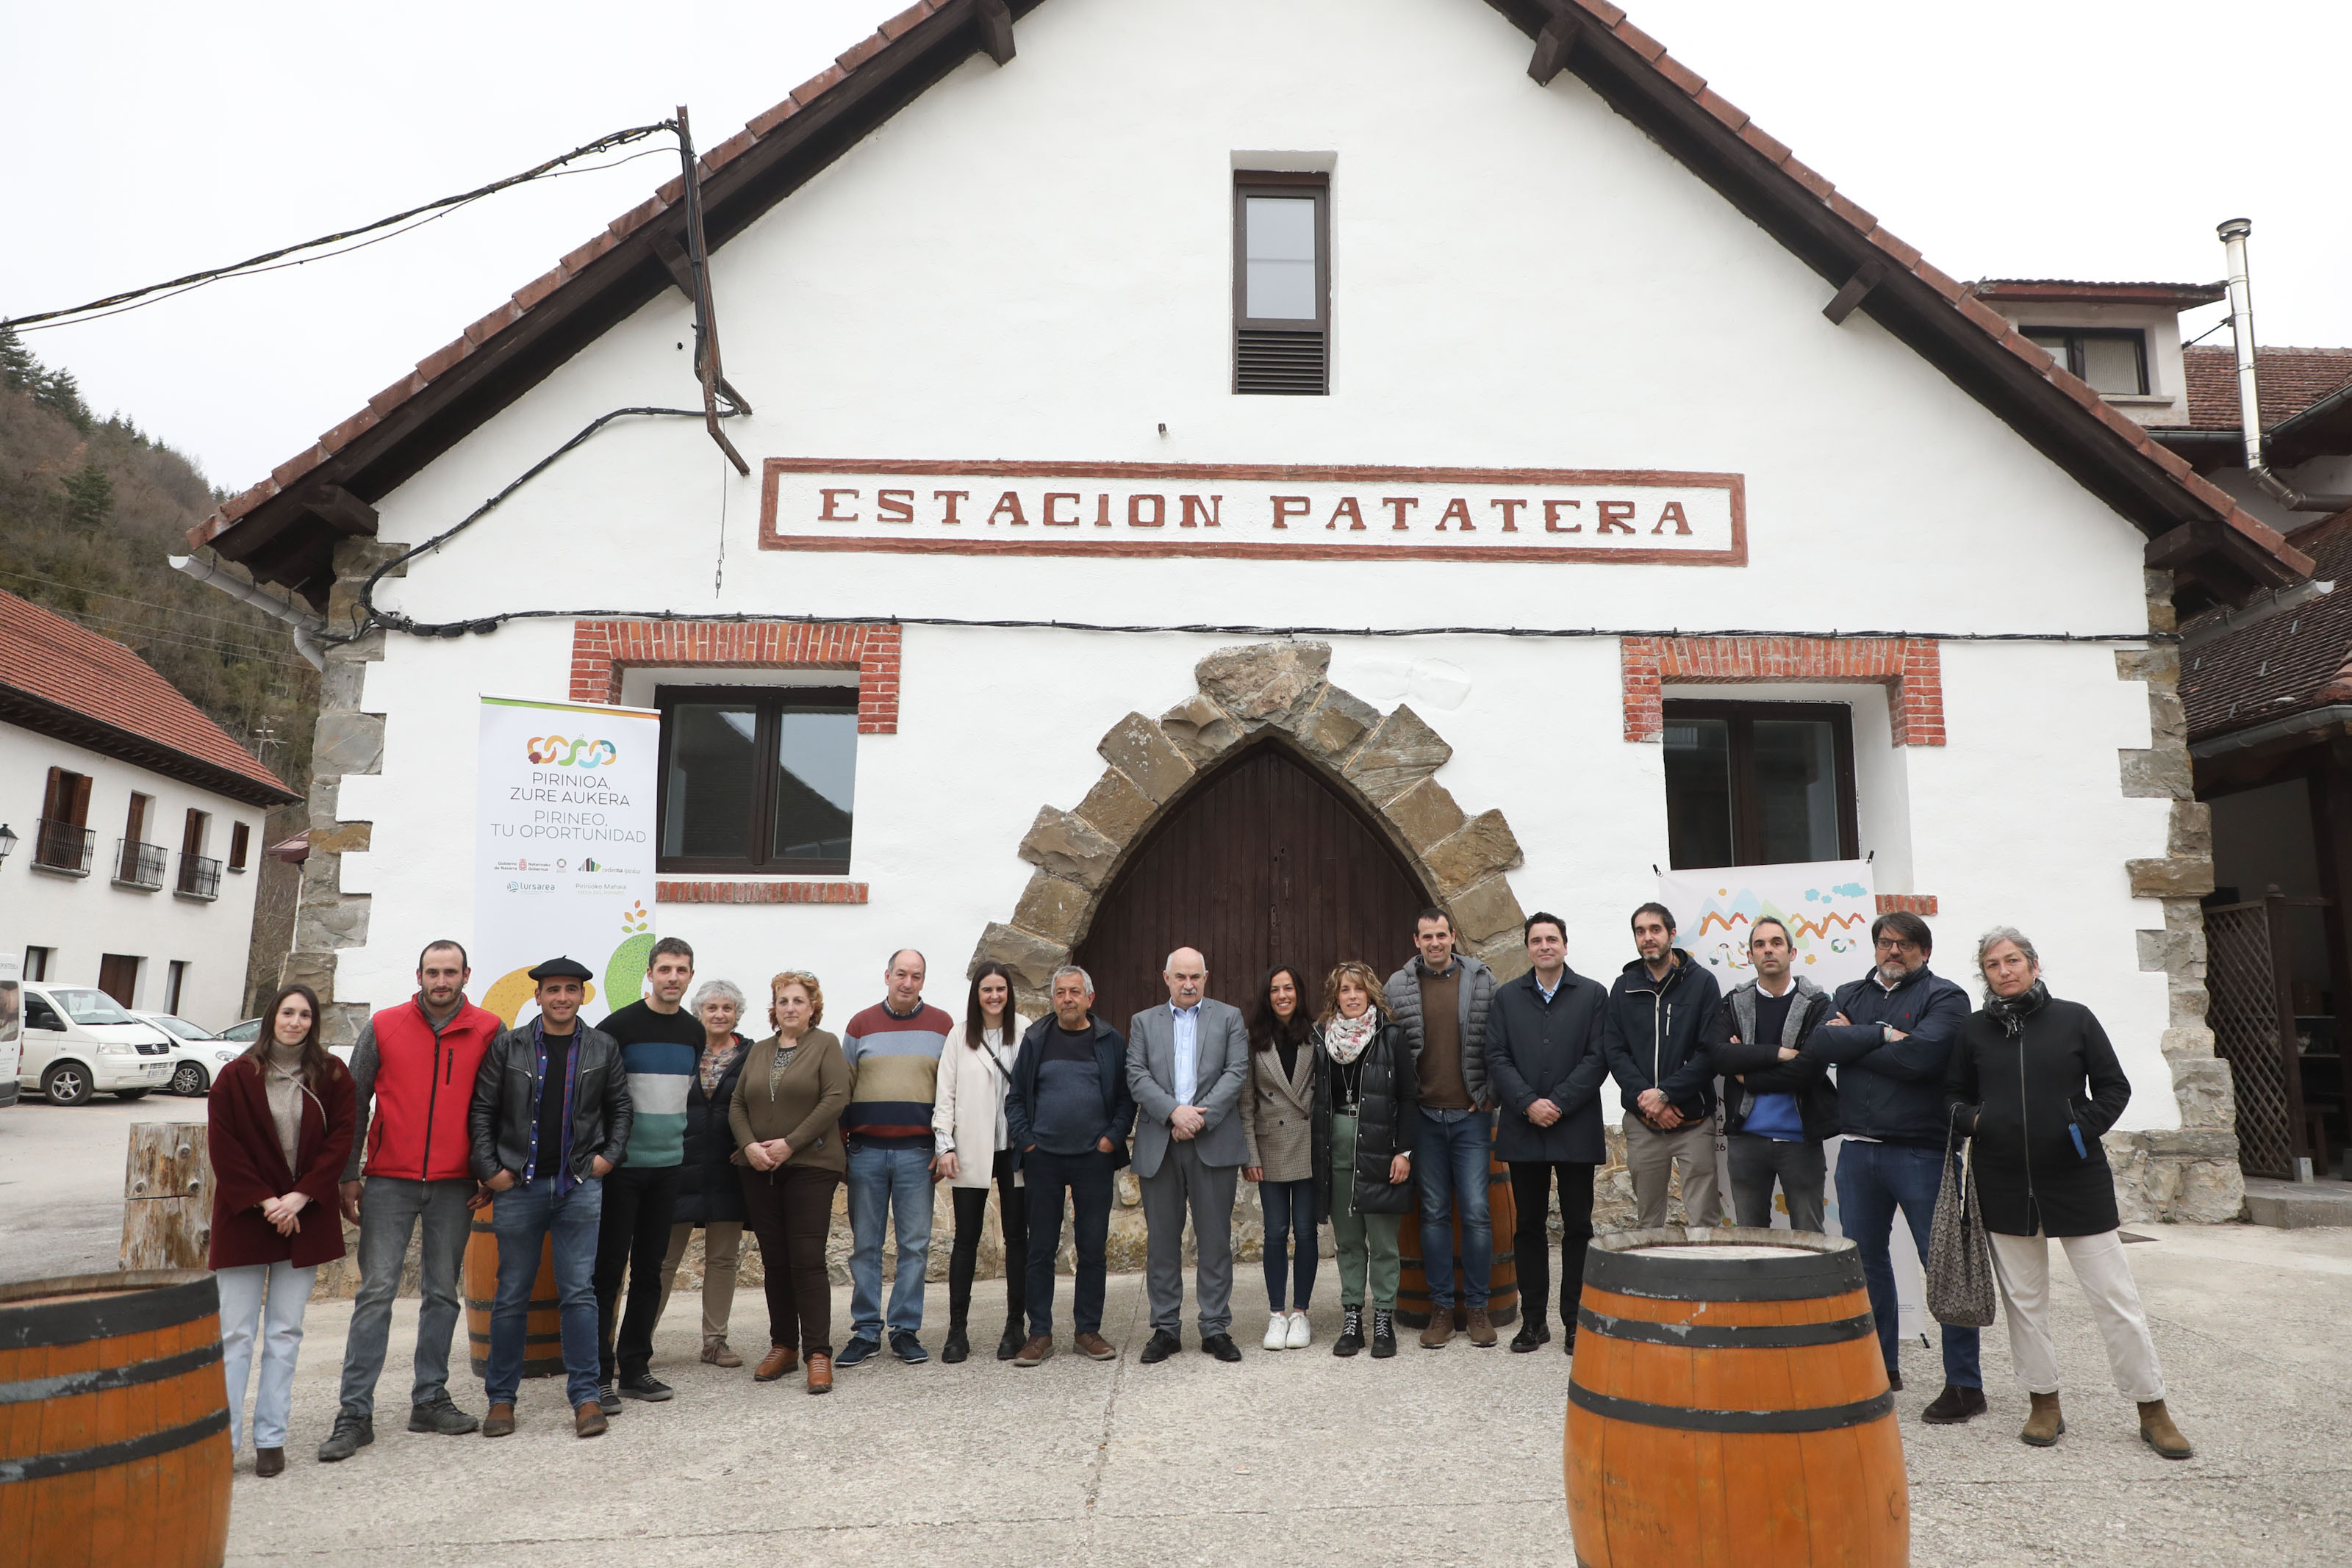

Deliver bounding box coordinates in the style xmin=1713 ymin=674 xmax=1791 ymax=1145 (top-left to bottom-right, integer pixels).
xmin=760 ymin=458 xmax=1744 ymax=566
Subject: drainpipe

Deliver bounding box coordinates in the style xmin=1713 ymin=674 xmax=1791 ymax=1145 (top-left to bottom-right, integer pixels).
xmin=169 ymin=553 xmax=327 ymax=672
xmin=2217 ymin=218 xmax=2352 ymax=514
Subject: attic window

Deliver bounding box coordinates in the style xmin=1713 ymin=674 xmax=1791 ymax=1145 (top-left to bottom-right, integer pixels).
xmin=2025 ymin=328 xmax=2148 ymax=396
xmin=1234 ymin=173 xmax=1328 ymax=395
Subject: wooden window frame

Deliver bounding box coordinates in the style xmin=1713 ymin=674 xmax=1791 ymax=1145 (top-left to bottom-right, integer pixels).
xmin=228 ymin=821 xmax=251 ymax=872
xmin=2022 ymin=326 xmax=2148 ymax=395
xmin=1663 ymin=699 xmax=1860 ymax=868
xmin=653 ymin=683 xmax=860 ymax=877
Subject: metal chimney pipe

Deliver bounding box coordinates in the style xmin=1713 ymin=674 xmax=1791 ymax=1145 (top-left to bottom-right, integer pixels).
xmin=2217 ymin=217 xmax=2352 ymax=514
xmin=170 ymin=553 xmax=327 ymax=671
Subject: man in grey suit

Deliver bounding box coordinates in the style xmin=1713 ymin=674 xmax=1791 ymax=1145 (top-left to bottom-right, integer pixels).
xmin=1126 ymin=946 xmax=1252 ymax=1364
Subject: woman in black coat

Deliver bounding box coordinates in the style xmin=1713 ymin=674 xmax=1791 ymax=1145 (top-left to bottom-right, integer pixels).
xmin=1945 ymin=927 xmax=2188 ymax=1460
xmin=1310 ymin=960 xmax=1416 ymax=1361
xmin=658 ymin=979 xmax=754 ymax=1367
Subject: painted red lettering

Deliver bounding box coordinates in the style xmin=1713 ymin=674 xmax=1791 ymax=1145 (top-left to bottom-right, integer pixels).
xmin=933 ymin=489 xmax=968 ymax=524
xmin=987 ymin=490 xmax=1029 ymax=526
xmin=1437 ymin=497 xmax=1474 ymax=532
xmin=1491 ymin=498 xmax=1527 ymax=532
xmin=1180 ymin=495 xmax=1222 ymax=528
xmin=1328 ymin=496 xmax=1366 ymax=531
xmin=1094 ymin=494 xmax=1112 ymax=526
xmin=876 ymin=489 xmax=914 ymax=524
xmin=1544 ymin=500 xmax=1582 ymax=533
xmin=1041 ymin=492 xmax=1080 ymax=525
xmin=818 ymin=487 xmax=859 ymax=522
xmin=1128 ymin=494 xmax=1166 ymax=528
xmin=1653 ymin=500 xmax=1691 ymax=535
xmin=1271 ymin=495 xmax=1311 ymax=529
xmin=1596 ymin=500 xmax=1637 ymax=534
xmin=1381 ymin=497 xmax=1419 ymax=531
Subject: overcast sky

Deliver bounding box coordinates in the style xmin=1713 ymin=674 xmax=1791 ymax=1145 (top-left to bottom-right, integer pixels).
xmin=4 ymin=0 xmax=2342 ymax=494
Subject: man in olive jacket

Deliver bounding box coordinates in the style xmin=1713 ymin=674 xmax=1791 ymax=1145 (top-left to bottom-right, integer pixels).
xmin=466 ymin=957 xmax=633 ymax=1439
xmin=1485 ymin=912 xmax=1611 ymax=1355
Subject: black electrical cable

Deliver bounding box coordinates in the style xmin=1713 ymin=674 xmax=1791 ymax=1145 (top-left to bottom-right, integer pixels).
xmin=6 ymin=122 xmax=678 ymax=331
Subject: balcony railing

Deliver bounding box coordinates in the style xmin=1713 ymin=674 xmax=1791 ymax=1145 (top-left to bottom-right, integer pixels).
xmin=114 ymin=838 xmax=167 ymax=889
xmin=32 ymin=817 xmax=93 ymax=875
xmin=176 ymin=852 xmax=221 ymax=901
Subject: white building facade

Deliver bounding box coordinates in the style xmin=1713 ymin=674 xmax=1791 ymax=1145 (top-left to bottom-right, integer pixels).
xmin=187 ymin=0 xmax=2315 ymax=1219
xmin=0 ymin=592 xmax=296 ymax=1030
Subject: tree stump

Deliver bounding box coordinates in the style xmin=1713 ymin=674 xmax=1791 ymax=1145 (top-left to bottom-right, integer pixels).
xmin=120 ymin=1121 xmax=213 ymax=1270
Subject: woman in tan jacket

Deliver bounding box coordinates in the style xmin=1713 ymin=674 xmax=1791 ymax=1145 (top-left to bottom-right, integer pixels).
xmin=1242 ymin=963 xmax=1319 ymax=1351
xmin=730 ymin=970 xmax=849 ymax=1393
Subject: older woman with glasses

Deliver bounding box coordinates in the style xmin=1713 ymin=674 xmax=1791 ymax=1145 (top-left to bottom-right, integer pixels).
xmin=730 ymin=971 xmax=849 ymax=1394
xmin=658 ymin=979 xmax=754 ymax=1367
xmin=1946 ymin=927 xmax=2190 ymax=1459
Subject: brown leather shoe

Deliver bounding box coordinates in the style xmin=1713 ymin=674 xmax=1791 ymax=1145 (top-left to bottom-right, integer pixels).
xmin=804 ymin=1352 xmax=833 ymax=1395
xmin=574 ymin=1402 xmax=608 ymax=1439
xmin=753 ymin=1345 xmax=799 ymax=1382
xmin=254 ymin=1447 xmax=285 ymax=1478
xmin=2138 ymin=1400 xmax=2192 ymax=1460
xmin=1419 ymin=1317 xmax=1455 ymax=1350
xmin=703 ymin=1339 xmax=744 ymax=1368
xmin=1075 ymin=1331 xmax=1117 ymax=1361
xmin=1014 ymin=1334 xmax=1055 ymax=1367
xmin=2021 ymin=1390 xmax=2065 ymax=1447
xmin=1465 ymin=1309 xmax=1498 ymax=1348
xmin=481 ymin=1403 xmax=517 ymax=1439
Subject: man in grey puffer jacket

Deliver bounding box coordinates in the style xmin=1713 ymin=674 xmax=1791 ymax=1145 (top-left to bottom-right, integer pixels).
xmin=1383 ymin=908 xmax=1499 ymax=1348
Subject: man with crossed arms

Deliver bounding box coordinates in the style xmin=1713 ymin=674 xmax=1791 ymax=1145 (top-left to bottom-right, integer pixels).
xmin=1127 ymin=947 xmax=1252 ymax=1363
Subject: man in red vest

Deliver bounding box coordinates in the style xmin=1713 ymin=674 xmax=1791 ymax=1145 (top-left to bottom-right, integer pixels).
xmin=318 ymin=939 xmax=503 ymax=1462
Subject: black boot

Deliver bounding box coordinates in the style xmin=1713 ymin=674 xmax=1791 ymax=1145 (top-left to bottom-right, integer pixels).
xmin=997 ymin=1320 xmax=1026 ymax=1362
xmin=1371 ymin=1308 xmax=1398 ymax=1359
xmin=942 ymin=1324 xmax=970 ymax=1364
xmin=1333 ymin=1306 xmax=1365 ymax=1357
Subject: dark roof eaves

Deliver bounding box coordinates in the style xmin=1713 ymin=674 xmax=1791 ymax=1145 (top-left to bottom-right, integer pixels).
xmin=0 ymin=685 xmax=300 ymax=808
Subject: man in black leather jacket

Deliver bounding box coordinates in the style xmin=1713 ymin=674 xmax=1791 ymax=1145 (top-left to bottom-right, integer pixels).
xmin=466 ymin=957 xmax=633 ymax=1439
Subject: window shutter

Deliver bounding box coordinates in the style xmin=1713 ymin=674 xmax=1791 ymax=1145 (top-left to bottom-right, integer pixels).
xmin=1235 ymin=331 xmax=1328 ymax=395
xmin=229 ymin=822 xmax=251 ymax=870
xmin=182 ymin=809 xmax=206 ymax=856
xmin=66 ymin=773 xmax=91 ymax=827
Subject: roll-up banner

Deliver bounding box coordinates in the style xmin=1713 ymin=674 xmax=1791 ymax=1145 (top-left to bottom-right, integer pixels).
xmin=1655 ymin=860 xmax=1931 ymax=1341
xmin=475 ymin=694 xmax=661 ymax=1027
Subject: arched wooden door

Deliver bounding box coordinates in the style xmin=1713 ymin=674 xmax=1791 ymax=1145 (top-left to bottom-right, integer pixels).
xmin=1074 ymin=741 xmax=1433 ymax=1035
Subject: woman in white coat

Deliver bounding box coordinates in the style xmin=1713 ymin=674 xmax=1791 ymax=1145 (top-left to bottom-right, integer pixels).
xmin=933 ymin=961 xmax=1034 ymax=1362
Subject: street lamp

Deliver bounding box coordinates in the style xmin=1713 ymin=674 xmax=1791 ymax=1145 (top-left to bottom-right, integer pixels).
xmin=0 ymin=823 xmax=17 ymax=863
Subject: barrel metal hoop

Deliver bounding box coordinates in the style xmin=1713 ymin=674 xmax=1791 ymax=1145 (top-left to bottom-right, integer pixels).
xmin=1583 ymin=1248 xmax=1864 ymax=1301
xmin=0 ymin=1342 xmax=223 ymax=1406
xmin=0 ymin=1276 xmax=222 ymax=1351
xmin=1576 ymin=1307 xmax=1876 ymax=1350
xmin=0 ymin=1409 xmax=229 ymax=1484
xmin=1568 ymin=1383 xmax=1895 ymax=1434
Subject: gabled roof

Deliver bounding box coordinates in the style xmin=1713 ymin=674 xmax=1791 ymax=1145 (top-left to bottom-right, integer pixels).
xmin=2181 ymin=510 xmax=2352 ymax=747
xmin=2176 ymin=345 xmax=2352 ymax=433
xmin=187 ymin=0 xmax=2313 ymax=606
xmin=0 ymin=590 xmax=299 ymax=807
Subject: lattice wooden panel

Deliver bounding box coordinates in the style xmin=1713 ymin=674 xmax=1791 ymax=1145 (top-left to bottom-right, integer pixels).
xmin=2206 ymin=905 xmax=2292 ymax=1179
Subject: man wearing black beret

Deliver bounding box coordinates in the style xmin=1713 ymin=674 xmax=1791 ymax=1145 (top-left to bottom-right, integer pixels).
xmin=468 ymin=957 xmax=634 ymax=1439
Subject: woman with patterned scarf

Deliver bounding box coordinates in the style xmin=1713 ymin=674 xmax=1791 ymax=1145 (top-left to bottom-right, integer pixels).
xmin=1944 ymin=926 xmax=2190 ymax=1459
xmin=1309 ymin=960 xmax=1417 ymax=1359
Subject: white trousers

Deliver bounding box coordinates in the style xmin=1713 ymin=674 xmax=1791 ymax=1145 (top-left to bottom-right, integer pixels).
xmin=217 ymin=1260 xmax=316 ymax=1452
xmin=1987 ymin=1230 xmax=2164 ymax=1403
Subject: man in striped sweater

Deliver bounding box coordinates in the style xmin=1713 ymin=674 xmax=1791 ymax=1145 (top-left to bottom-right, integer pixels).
xmin=836 ymin=949 xmax=955 ymax=1368
xmin=592 ymin=937 xmax=700 ymax=1407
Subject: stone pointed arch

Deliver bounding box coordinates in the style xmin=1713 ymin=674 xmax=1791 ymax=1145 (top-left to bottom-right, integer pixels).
xmin=969 ymin=640 xmax=1531 ymax=1013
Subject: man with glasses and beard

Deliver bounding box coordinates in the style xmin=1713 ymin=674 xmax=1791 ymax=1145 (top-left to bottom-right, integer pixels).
xmin=1798 ymin=909 xmax=1984 ymax=1425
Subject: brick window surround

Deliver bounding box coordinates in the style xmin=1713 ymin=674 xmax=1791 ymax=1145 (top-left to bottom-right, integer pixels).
xmin=568 ymin=619 xmax=900 ymax=733
xmin=1621 ymin=636 xmax=1944 ymax=746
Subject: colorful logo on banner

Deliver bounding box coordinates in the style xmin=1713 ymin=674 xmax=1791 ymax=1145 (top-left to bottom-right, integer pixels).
xmin=1657 ymin=860 xmax=1876 ymax=993
xmin=527 ymin=735 xmax=620 ymax=767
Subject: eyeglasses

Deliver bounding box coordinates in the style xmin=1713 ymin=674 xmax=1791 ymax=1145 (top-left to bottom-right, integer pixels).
xmin=1874 ymin=938 xmax=1922 ymax=954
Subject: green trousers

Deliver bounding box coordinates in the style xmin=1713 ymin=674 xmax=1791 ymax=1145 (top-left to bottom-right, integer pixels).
xmin=1330 ymin=1112 xmax=1402 ymax=1310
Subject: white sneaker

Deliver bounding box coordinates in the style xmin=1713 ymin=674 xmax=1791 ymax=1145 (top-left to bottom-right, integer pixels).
xmin=1285 ymin=1310 xmax=1312 ymax=1350
xmin=1263 ymin=1313 xmax=1288 ymax=1351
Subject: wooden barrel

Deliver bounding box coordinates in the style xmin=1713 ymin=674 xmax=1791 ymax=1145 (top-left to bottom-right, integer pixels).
xmin=1565 ymin=1228 xmax=1907 ymax=1567
xmin=462 ymin=1202 xmax=564 ymax=1379
xmin=0 ymin=1269 xmax=231 ymax=1568
xmin=1396 ymin=1120 xmax=1519 ymax=1329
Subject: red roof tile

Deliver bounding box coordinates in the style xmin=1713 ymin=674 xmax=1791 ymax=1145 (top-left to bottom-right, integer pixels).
xmin=2180 ymin=345 xmax=2352 ymax=432
xmin=0 ymin=590 xmax=297 ymax=802
xmin=2181 ymin=510 xmax=2352 ymax=741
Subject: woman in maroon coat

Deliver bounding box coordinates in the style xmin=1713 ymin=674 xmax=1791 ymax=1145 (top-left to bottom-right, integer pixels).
xmin=208 ymin=984 xmax=355 ymax=1475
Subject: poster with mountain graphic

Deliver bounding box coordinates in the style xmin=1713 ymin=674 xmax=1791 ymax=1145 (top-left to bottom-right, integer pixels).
xmin=475 ymin=694 xmax=661 ymax=1026
xmin=1656 ymin=859 xmax=1877 ymax=996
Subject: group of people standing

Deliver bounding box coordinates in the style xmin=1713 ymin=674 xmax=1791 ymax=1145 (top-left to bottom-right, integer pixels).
xmin=198 ymin=900 xmax=2192 ymax=1475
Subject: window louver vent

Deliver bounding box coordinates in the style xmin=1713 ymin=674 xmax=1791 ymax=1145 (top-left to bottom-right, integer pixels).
xmin=1236 ymin=330 xmax=1327 ymax=395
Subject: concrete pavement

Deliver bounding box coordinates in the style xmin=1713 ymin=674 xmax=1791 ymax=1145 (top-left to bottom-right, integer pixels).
xmin=0 ymin=1094 xmax=210 ymax=1281
xmin=212 ymin=1221 xmax=2352 ymax=1567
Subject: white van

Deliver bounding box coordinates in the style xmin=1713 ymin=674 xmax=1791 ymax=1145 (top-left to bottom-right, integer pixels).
xmin=18 ymin=983 xmax=175 ymax=1104
xmin=0 ymin=954 xmax=21 ymax=1109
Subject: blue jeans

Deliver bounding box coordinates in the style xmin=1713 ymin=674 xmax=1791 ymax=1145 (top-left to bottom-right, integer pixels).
xmin=847 ymin=1144 xmax=936 ymax=1341
xmin=1416 ymin=1110 xmax=1493 ymax=1310
xmin=1024 ymin=1146 xmax=1114 ymax=1337
xmin=1260 ymin=1177 xmax=1319 ymax=1312
xmin=487 ymin=1176 xmax=603 ymax=1409
xmin=1835 ymin=1140 xmax=1982 ymax=1388
xmin=217 ymin=1260 xmax=314 ymax=1452
xmin=337 ymin=1176 xmax=474 ymax=1419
